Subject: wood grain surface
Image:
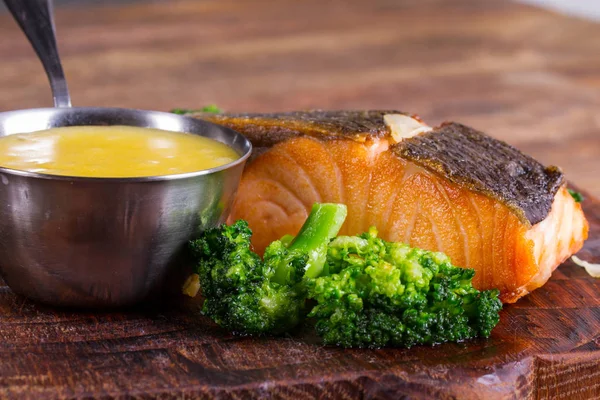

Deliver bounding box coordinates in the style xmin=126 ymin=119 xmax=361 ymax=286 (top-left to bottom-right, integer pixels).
xmin=0 ymin=191 xmax=597 ymax=399
xmin=0 ymin=0 xmax=599 ymax=195
xmin=0 ymin=0 xmax=599 ymax=398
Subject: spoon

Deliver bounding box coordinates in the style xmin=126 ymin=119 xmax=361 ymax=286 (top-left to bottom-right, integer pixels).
xmin=4 ymin=0 xmax=71 ymax=107
xmin=0 ymin=0 xmax=252 ymax=308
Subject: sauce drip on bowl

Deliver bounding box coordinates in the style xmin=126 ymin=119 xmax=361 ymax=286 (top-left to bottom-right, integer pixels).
xmin=0 ymin=125 xmax=240 ymax=177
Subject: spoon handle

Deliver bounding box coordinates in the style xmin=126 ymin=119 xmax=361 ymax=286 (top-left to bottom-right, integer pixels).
xmin=4 ymin=0 xmax=72 ymax=107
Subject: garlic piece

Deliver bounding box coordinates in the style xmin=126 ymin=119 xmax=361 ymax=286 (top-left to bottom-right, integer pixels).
xmin=384 ymin=114 xmax=433 ymax=143
xmin=571 ymin=256 xmax=600 ymax=278
xmin=182 ymin=273 xmax=201 ymax=297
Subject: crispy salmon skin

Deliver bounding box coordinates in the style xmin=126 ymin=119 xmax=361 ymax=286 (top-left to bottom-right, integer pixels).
xmin=194 ymin=110 xmax=588 ymax=303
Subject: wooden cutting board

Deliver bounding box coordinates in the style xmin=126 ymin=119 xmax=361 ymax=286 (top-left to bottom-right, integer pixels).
xmin=0 ymin=190 xmax=598 ymax=400
xmin=0 ymin=0 xmax=599 ymax=398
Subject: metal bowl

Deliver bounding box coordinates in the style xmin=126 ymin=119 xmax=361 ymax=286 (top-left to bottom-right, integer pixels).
xmin=0 ymin=107 xmax=251 ymax=308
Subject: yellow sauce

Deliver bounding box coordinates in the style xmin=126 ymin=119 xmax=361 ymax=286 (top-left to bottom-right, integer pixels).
xmin=0 ymin=125 xmax=239 ymax=177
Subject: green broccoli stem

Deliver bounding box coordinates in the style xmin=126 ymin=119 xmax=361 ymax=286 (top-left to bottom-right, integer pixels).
xmin=273 ymin=203 xmax=347 ymax=284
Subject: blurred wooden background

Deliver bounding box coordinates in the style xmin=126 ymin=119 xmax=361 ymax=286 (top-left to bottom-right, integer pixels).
xmin=0 ymin=0 xmax=598 ymax=195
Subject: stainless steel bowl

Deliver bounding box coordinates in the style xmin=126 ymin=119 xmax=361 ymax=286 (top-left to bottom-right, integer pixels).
xmin=0 ymin=107 xmax=251 ymax=307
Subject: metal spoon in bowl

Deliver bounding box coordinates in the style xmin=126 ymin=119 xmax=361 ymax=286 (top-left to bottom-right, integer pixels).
xmin=0 ymin=0 xmax=251 ymax=308
xmin=5 ymin=0 xmax=71 ymax=107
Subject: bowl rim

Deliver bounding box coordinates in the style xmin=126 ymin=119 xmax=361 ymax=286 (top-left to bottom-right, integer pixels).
xmin=0 ymin=107 xmax=252 ymax=182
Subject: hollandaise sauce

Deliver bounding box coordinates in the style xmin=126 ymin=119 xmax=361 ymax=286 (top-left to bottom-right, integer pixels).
xmin=0 ymin=125 xmax=240 ymax=177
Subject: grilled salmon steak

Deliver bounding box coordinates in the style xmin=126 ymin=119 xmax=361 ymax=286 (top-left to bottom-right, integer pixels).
xmin=195 ymin=110 xmax=588 ymax=303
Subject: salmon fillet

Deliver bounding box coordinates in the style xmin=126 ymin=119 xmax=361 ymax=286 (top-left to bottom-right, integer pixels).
xmin=195 ymin=111 xmax=588 ymax=303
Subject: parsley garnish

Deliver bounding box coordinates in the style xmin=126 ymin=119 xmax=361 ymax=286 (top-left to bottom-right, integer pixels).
xmin=568 ymin=189 xmax=584 ymax=203
xmin=171 ymin=105 xmax=222 ymax=115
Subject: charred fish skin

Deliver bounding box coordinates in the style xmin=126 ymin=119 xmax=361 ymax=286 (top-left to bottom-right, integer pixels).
xmin=195 ymin=110 xmax=411 ymax=160
xmin=194 ymin=110 xmax=409 ymax=145
xmin=196 ymin=110 xmax=564 ymax=226
xmin=393 ymin=122 xmax=564 ymax=226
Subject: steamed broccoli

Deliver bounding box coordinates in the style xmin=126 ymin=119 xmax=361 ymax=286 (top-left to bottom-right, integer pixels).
xmin=307 ymin=227 xmax=502 ymax=348
xmin=188 ymin=204 xmax=502 ymax=347
xmin=189 ymin=203 xmax=347 ymax=335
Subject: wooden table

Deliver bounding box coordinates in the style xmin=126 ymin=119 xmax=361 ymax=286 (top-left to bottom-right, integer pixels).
xmin=0 ymin=0 xmax=600 ymax=398
xmin=0 ymin=0 xmax=599 ymax=195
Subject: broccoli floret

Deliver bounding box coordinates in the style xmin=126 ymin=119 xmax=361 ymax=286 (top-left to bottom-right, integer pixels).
xmin=190 ymin=203 xmax=347 ymax=335
xmin=307 ymin=227 xmax=502 ymax=348
xmin=189 ymin=204 xmax=502 ymax=347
